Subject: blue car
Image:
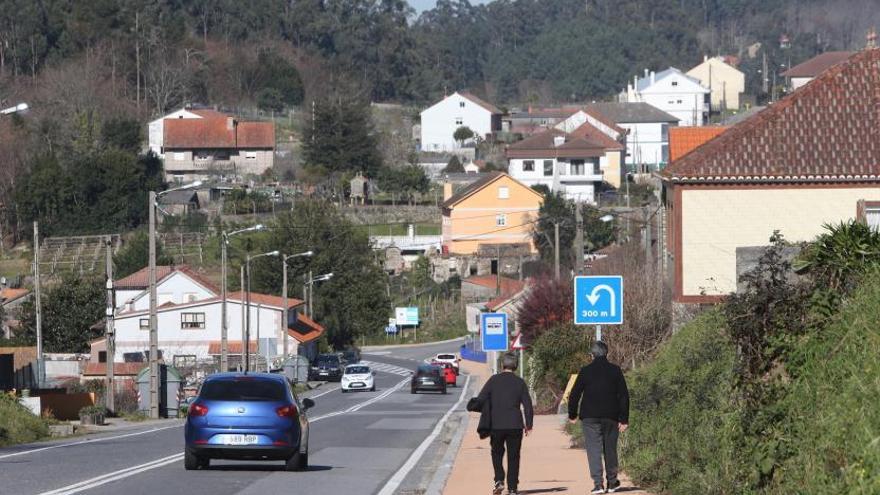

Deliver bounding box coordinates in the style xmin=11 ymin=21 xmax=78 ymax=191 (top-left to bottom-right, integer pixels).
xmin=184 ymin=373 xmax=315 ymax=471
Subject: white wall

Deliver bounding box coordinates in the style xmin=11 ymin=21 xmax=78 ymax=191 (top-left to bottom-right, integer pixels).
xmin=620 ymin=122 xmax=669 ymax=167
xmin=791 ymin=77 xmax=811 ymax=90
xmin=508 ymin=157 xmax=600 ymax=203
xmin=119 ymin=272 xmax=216 ymax=311
xmin=420 ymin=93 xmax=494 ymax=152
xmin=623 ymin=72 xmax=708 ymax=126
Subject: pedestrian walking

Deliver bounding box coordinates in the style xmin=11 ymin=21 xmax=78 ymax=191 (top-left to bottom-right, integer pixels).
xmin=567 ymin=341 xmax=630 ymax=494
xmin=476 ymin=353 xmax=534 ymax=495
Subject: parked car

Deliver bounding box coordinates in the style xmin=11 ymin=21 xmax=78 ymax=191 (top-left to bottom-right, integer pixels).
xmin=341 ymin=348 xmax=361 ymax=365
xmin=432 ymin=361 xmax=457 ymax=387
xmin=433 ymin=353 xmax=460 ymax=374
xmin=341 ymin=364 xmax=375 ymax=392
xmin=309 ymin=354 xmax=343 ymax=381
xmin=184 ymin=373 xmax=315 ymax=471
xmin=410 ymin=365 xmax=447 ymax=394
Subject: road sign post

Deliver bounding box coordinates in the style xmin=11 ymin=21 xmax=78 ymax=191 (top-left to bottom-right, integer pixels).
xmin=574 ymin=276 xmax=623 ymax=341
xmin=481 ymin=313 xmax=508 ymax=374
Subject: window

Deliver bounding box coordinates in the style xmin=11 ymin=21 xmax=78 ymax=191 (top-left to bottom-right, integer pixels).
xmin=543 ymin=160 xmax=554 ymax=176
xmin=860 ymin=200 xmax=880 ymax=230
xmin=459 ymin=101 xmax=465 ymax=108
xmin=523 ymin=160 xmax=535 ymax=172
xmin=173 ymin=152 xmax=185 ymax=161
xmin=195 ymin=153 xmax=210 ymax=161
xmin=676 ymin=99 xmax=683 ymax=104
xmin=455 ymin=118 xmax=463 ymax=126
xmin=671 ymin=81 xmax=678 ymax=86
xmin=245 ymin=151 xmax=257 ymax=160
xmin=496 ymin=214 xmax=507 ymax=226
xmin=498 ymin=186 xmax=509 ymax=199
xmin=661 ymin=144 xmax=670 ymax=164
xmin=571 ymin=160 xmax=585 ymax=175
xmin=139 ymin=318 xmax=150 ymax=330
xmin=661 ymin=123 xmax=669 ymax=141
xmin=181 ymin=312 xmax=206 ymax=329
xmin=184 ymin=293 xmax=198 ymax=303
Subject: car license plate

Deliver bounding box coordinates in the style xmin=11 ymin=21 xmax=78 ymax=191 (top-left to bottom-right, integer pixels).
xmin=319 ymin=371 xmax=329 ymax=375
xmin=220 ymin=434 xmax=258 ymax=446
xmin=351 ymin=383 xmax=364 ymax=388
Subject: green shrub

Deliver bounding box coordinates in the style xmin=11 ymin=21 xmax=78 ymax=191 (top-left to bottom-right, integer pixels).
xmin=0 ymin=393 xmax=50 ymax=447
xmin=531 ymin=324 xmax=593 ymax=412
xmin=620 ymin=310 xmax=745 ymax=494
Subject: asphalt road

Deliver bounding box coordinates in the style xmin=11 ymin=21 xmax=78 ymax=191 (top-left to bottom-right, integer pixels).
xmin=0 ymin=339 xmax=468 ymax=495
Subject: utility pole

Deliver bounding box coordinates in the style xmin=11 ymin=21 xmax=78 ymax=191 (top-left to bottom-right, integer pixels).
xmin=240 ymin=265 xmax=245 ymax=371
xmin=220 ymin=236 xmax=228 ymax=372
xmin=495 ymin=245 xmax=501 ymax=297
xmin=282 ymin=259 xmax=288 ymax=358
xmin=245 ymin=260 xmax=251 ymax=372
xmin=148 ymin=191 xmax=159 ymax=419
xmin=554 ymin=222 xmax=560 ymax=279
xmin=575 ymin=204 xmax=585 ymax=275
xmin=33 ymin=221 xmax=43 ymax=389
xmin=644 ymin=207 xmax=652 ymax=267
xmin=307 ymin=269 xmax=313 ymax=317
xmin=104 ymin=236 xmax=115 ymax=413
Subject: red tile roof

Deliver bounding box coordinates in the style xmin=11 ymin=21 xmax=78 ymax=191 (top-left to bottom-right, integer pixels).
xmin=506 ymin=125 xmax=620 ymax=160
xmin=0 ymin=288 xmax=30 ymax=302
xmin=164 ymin=117 xmax=274 ymax=149
xmin=288 ymin=314 xmax=325 ymax=344
xmin=207 ymin=341 xmax=258 ymax=355
xmin=663 ymin=49 xmax=880 ymax=183
xmin=782 ymin=51 xmax=853 ymax=78
xmin=668 ymin=126 xmax=728 ymax=162
xmin=82 ymin=362 xmax=145 ymax=376
xmin=463 ymin=275 xmax=525 ymax=295
xmin=458 ymin=91 xmax=502 ymax=115
xmin=226 ymin=291 xmax=303 ymax=310
xmin=569 ymin=123 xmax=625 ymax=150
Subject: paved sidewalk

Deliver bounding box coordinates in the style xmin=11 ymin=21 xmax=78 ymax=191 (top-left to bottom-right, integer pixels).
xmin=442 ymin=359 xmax=651 ymax=494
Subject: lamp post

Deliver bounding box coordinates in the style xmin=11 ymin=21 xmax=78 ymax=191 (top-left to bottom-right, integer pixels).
xmin=0 ymin=102 xmax=28 ymax=116
xmin=220 ymin=224 xmax=264 ymax=372
xmin=148 ymin=180 xmax=201 ymax=419
xmin=244 ymin=250 xmax=279 ymax=372
xmin=282 ymin=251 xmax=313 ymax=359
xmin=303 ymin=272 xmax=334 ymax=319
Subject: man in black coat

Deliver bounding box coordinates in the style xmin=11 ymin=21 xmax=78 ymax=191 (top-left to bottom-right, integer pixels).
xmin=567 ymin=341 xmax=630 ymax=494
xmin=477 ymin=353 xmax=534 ymax=495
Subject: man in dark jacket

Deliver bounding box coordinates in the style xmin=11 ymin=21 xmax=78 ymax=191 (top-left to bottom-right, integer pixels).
xmin=477 ymin=353 xmax=534 ymax=495
xmin=567 ymin=341 xmax=629 ymax=494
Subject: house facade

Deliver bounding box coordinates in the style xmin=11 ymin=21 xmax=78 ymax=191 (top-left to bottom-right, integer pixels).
xmin=420 ymin=92 xmax=502 ymax=152
xmin=441 ymin=173 xmax=543 ymax=255
xmin=662 ymin=49 xmax=880 ymax=303
xmin=114 ymin=266 xmax=219 ymax=312
xmin=586 ymin=102 xmax=679 ymax=172
xmin=619 ymin=68 xmax=710 ymax=126
xmin=148 ymin=107 xmax=228 ymax=158
xmin=686 ymin=56 xmax=745 ymax=111
xmin=506 ymin=123 xmax=625 ymax=202
xmin=162 ymin=114 xmax=275 ymax=182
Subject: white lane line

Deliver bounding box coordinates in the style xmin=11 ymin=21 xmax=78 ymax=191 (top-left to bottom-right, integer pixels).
xmin=310 ymin=377 xmax=409 ymax=422
xmin=0 ymin=423 xmax=184 ymax=460
xmin=376 ymin=375 xmax=472 ymax=495
xmin=306 ymin=384 xmax=341 ymax=399
xmin=37 ymin=453 xmax=184 ymax=495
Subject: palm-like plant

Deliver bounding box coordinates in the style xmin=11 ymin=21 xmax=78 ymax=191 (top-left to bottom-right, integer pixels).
xmin=795 ymin=221 xmax=880 ymax=292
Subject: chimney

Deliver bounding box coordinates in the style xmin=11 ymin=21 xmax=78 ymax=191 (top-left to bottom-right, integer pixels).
xmin=553 ymin=135 xmax=566 ymax=147
xmin=226 ymin=116 xmax=235 ymax=131
xmin=643 ymin=68 xmax=649 ymax=78
xmin=650 ymin=71 xmax=655 ymax=85
xmin=408 ymin=224 xmax=415 ymax=241
xmin=868 ymin=27 xmax=878 ymax=49
xmin=443 ymin=181 xmax=453 ymax=201
xmin=704 ymin=54 xmax=708 ymax=62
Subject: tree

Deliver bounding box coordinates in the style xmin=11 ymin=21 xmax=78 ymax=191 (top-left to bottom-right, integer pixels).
xmin=377 ymin=165 xmax=429 ymax=205
xmin=113 ymin=230 xmax=175 ymax=279
xmin=443 ymin=156 xmax=464 ymax=173
xmin=302 ymin=95 xmax=382 ymax=177
xmin=532 ymin=191 xmax=616 ymax=268
xmin=453 ymin=126 xmax=474 ymax=146
xmin=247 ymin=200 xmax=390 ymax=348
xmin=19 ymin=273 xmax=105 ymax=353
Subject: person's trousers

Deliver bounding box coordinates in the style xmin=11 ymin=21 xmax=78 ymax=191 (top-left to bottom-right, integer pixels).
xmin=490 ymin=429 xmax=523 ymax=490
xmin=582 ymin=418 xmax=619 ymax=486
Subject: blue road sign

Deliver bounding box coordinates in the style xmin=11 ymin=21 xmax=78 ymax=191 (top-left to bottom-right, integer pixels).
xmin=574 ymin=276 xmax=624 ymax=325
xmin=385 ymin=325 xmax=399 ymax=335
xmin=481 ymin=313 xmax=509 ymax=352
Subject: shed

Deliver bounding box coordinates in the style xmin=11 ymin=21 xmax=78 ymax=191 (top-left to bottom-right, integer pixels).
xmin=350 ymin=173 xmax=369 ymax=205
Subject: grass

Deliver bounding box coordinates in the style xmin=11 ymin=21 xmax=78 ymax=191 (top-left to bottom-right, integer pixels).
xmin=0 ymin=394 xmax=50 ymax=447
xmin=362 ymin=313 xmax=467 ymax=346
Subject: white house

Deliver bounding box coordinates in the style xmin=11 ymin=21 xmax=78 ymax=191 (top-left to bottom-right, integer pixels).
xmin=147 ymin=107 xmax=228 ymax=157
xmin=686 ymin=56 xmax=745 ymax=111
xmin=420 ymin=91 xmax=502 ymax=152
xmin=110 ymin=291 xmax=323 ymax=367
xmin=114 ymin=265 xmax=218 ymax=312
xmin=619 ymin=68 xmax=709 ymax=126
xmin=506 ymin=122 xmax=625 ymax=203
xmin=586 ymin=102 xmax=679 ymax=172
xmin=782 ymin=51 xmax=853 ymax=91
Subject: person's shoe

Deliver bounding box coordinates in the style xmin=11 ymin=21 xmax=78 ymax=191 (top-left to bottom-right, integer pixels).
xmin=590 ymin=485 xmax=605 ymax=494
xmin=493 ymin=481 xmax=504 ymax=495
xmin=606 ymin=479 xmax=622 ymax=493
xmin=507 ymin=490 xmax=519 ymax=495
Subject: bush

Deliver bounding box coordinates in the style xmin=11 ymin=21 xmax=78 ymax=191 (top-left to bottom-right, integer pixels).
xmin=620 ymin=310 xmax=744 ymax=493
xmin=530 ymin=324 xmax=592 ymax=412
xmin=0 ymin=393 xmax=50 ymax=447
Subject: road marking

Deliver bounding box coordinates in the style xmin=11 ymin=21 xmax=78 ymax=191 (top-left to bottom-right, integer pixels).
xmin=36 ymin=453 xmax=184 ymax=495
xmin=306 ymin=384 xmax=341 ymax=399
xmin=361 ymin=360 xmax=412 ymax=376
xmin=376 ymin=374 xmax=472 ymax=495
xmin=310 ymin=377 xmax=409 ymax=422
xmin=0 ymin=423 xmax=184 ymax=460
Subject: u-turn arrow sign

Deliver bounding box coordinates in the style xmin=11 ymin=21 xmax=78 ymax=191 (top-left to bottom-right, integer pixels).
xmin=574 ymin=276 xmax=623 ymax=325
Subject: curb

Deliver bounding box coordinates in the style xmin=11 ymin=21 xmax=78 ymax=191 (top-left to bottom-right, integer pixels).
xmin=423 ymin=374 xmax=475 ymax=495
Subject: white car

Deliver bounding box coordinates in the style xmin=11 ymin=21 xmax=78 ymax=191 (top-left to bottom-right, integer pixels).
xmin=341 ymin=364 xmax=375 ymax=393
xmin=433 ymin=353 xmax=460 ymax=374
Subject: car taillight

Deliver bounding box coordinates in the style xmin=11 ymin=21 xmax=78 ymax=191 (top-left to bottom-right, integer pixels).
xmin=189 ymin=403 xmax=208 ymax=417
xmin=276 ymin=404 xmax=299 ymax=419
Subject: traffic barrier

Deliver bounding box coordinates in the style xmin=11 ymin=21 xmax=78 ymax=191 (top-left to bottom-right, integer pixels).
xmin=459 ymin=344 xmax=486 ymax=363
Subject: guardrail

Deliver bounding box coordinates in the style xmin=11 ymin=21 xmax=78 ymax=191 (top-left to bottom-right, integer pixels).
xmin=459 ymin=344 xmax=486 ymax=363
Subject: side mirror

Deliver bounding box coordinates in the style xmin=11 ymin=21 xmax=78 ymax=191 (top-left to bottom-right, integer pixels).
xmin=372 ymin=371 xmax=377 ymax=376
xmin=302 ymin=398 xmax=315 ymax=410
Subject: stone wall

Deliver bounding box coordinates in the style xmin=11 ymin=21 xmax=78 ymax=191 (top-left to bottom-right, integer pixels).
xmin=340 ymin=205 xmax=441 ymax=225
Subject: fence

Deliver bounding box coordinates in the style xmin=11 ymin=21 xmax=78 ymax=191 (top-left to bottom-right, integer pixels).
xmin=38 ymin=234 xmax=122 ymax=277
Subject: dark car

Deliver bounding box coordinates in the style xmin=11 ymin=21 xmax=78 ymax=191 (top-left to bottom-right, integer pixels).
xmin=309 ymin=354 xmax=343 ymax=381
xmin=184 ymin=373 xmax=315 ymax=471
xmin=341 ymin=348 xmax=361 ymax=365
xmin=410 ymin=364 xmax=447 ymax=394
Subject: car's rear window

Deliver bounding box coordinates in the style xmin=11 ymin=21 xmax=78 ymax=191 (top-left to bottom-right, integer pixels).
xmin=316 ymin=355 xmax=339 ymax=364
xmin=200 ymin=379 xmax=287 ymax=402
xmin=417 ymin=365 xmax=440 ymax=375
xmin=437 ymin=354 xmax=455 ymax=360
xmin=346 ymin=366 xmax=370 ymax=374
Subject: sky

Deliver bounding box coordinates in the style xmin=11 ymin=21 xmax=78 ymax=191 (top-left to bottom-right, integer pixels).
xmin=409 ymin=0 xmax=491 ymax=14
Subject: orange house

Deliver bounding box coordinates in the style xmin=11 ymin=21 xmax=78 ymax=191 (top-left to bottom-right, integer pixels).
xmin=441 ymin=172 xmax=543 ymax=255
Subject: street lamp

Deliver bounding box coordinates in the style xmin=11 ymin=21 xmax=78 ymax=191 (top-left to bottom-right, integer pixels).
xmin=220 ymin=224 xmax=265 ymax=372
xmin=244 ymin=250 xmax=280 ymax=372
xmin=0 ymin=102 xmax=28 ymax=115
xmin=282 ymin=251 xmax=313 ymax=359
xmin=148 ymin=180 xmax=202 ymax=419
xmin=303 ymin=272 xmax=333 ymax=319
